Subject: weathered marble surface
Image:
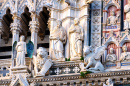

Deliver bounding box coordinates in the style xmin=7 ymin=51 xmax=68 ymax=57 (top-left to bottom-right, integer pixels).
xmin=106 ymin=48 xmax=117 ymax=63
xmin=107 ymin=11 xmax=117 ymax=26
xmin=69 ymin=18 xmax=84 ymax=61
xmin=120 ymin=45 xmax=130 ymax=62
xmin=15 ymin=35 xmax=26 ymax=67
xmin=83 ymin=46 xmax=105 ymax=72
xmin=50 ymin=20 xmax=66 ymax=61
xmin=33 ymin=47 xmax=53 ymax=77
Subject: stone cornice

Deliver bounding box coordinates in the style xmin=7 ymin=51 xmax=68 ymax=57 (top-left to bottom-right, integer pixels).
xmin=1 ymin=70 xmax=130 ymax=85
xmin=49 ymin=15 xmax=89 ymax=23
xmin=51 ymin=4 xmax=90 ymax=13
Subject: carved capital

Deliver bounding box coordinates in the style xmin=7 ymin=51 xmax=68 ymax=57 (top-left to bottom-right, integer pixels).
xmin=10 ymin=22 xmax=21 ymax=33
xmin=30 ymin=12 xmax=39 ymax=21
xmin=29 ymin=21 xmax=39 ymax=33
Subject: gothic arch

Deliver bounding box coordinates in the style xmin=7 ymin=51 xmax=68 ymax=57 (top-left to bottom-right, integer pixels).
xmin=18 ymin=0 xmax=33 ymax=17
xmin=104 ymin=2 xmax=120 ymax=10
xmin=0 ymin=0 xmax=14 ymax=18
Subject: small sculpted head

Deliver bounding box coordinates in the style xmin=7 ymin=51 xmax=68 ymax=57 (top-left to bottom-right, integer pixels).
xmin=74 ymin=18 xmax=80 ymax=25
xmin=123 ymin=45 xmax=127 ymax=52
xmin=57 ymin=19 xmax=62 ymax=28
xmin=110 ymin=11 xmax=115 ymax=16
xmin=83 ymin=46 xmax=91 ymax=56
xmin=110 ymin=48 xmax=114 ymax=54
xmin=37 ymin=47 xmax=48 ymax=58
xmin=20 ymin=35 xmax=25 ymax=42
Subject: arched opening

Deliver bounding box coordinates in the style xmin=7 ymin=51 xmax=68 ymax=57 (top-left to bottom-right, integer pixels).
xmin=107 ymin=43 xmax=117 ymax=55
xmin=2 ymin=8 xmax=13 ymax=43
xmin=0 ymin=8 xmax=13 ymax=59
xmin=107 ymin=5 xmax=117 ymax=17
xmin=38 ymin=7 xmax=49 ymax=40
xmin=37 ymin=7 xmax=50 ymax=54
xmin=122 ymin=42 xmax=130 ymax=52
xmin=20 ymin=7 xmax=32 ymax=38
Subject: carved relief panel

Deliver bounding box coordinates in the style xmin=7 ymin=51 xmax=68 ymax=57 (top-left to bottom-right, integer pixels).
xmin=103 ymin=0 xmax=121 ymax=39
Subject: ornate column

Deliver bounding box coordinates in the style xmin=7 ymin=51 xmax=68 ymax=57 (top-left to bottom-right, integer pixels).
xmin=83 ymin=4 xmax=90 ymax=47
xmin=10 ymin=14 xmax=21 ymax=68
xmin=91 ymin=0 xmax=102 ymax=51
xmin=29 ymin=12 xmax=39 ymax=55
xmin=10 ymin=14 xmax=21 ymax=45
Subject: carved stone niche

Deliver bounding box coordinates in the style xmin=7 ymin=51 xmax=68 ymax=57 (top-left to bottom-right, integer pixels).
xmin=106 ymin=43 xmax=117 ymax=64
xmin=106 ymin=5 xmax=117 ymax=26
xmin=103 ymin=5 xmax=120 ymax=39
xmin=120 ymin=42 xmax=130 ymax=62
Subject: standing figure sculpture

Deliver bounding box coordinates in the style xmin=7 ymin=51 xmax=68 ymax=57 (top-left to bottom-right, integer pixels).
xmin=120 ymin=45 xmax=130 ymax=62
xmin=50 ymin=20 xmax=67 ymax=61
xmin=69 ymin=18 xmax=84 ymax=61
xmin=124 ymin=0 xmax=130 ymax=30
xmin=33 ymin=47 xmax=53 ymax=77
xmin=16 ymin=35 xmax=26 ymax=67
xmin=107 ymin=11 xmax=117 ymax=26
xmin=106 ymin=48 xmax=117 ymax=63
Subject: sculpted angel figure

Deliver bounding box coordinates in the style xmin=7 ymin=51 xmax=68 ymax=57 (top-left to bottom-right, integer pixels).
xmin=50 ymin=19 xmax=67 ymax=61
xmin=15 ymin=35 xmax=26 ymax=67
xmin=12 ymin=35 xmax=34 ymax=68
xmin=106 ymin=48 xmax=117 ymax=63
xmin=69 ymin=18 xmax=84 ymax=61
xmin=33 ymin=47 xmax=53 ymax=76
xmin=120 ymin=45 xmax=130 ymax=62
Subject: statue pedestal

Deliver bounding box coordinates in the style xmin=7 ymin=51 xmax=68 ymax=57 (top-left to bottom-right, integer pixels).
xmin=11 ymin=66 xmax=28 ymax=74
xmin=10 ymin=66 xmax=30 ymax=86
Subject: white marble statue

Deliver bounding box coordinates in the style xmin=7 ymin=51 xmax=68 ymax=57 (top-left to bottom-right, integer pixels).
xmin=106 ymin=48 xmax=117 ymax=63
xmin=50 ymin=19 xmax=66 ymax=61
xmin=16 ymin=35 xmax=26 ymax=67
xmin=33 ymin=47 xmax=53 ymax=77
xmin=83 ymin=46 xmax=105 ymax=72
xmin=120 ymin=45 xmax=130 ymax=62
xmin=107 ymin=11 xmax=117 ymax=26
xmin=69 ymin=18 xmax=84 ymax=61
xmin=103 ymin=78 xmax=114 ymax=86
xmin=124 ymin=0 xmax=130 ymax=30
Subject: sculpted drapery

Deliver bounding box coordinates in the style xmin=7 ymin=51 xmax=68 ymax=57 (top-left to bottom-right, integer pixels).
xmin=16 ymin=35 xmax=26 ymax=67
xmin=50 ymin=20 xmax=67 ymax=61
xmin=69 ymin=18 xmax=84 ymax=61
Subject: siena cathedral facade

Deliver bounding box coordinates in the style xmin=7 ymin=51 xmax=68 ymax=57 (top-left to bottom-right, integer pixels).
xmin=1 ymin=0 xmax=130 ymax=86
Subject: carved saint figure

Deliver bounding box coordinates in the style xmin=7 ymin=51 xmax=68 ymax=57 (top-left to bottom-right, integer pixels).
xmin=120 ymin=45 xmax=130 ymax=62
xmin=16 ymin=35 xmax=26 ymax=67
xmin=69 ymin=18 xmax=84 ymax=61
xmin=124 ymin=0 xmax=130 ymax=30
xmin=106 ymin=48 xmax=117 ymax=62
xmin=33 ymin=47 xmax=53 ymax=76
xmin=50 ymin=20 xmax=66 ymax=61
xmin=103 ymin=78 xmax=114 ymax=86
xmin=107 ymin=11 xmax=117 ymax=26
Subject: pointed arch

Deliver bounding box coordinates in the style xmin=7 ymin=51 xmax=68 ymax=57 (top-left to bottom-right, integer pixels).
xmin=18 ymin=0 xmax=33 ymax=16
xmin=0 ymin=0 xmax=14 ymax=18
